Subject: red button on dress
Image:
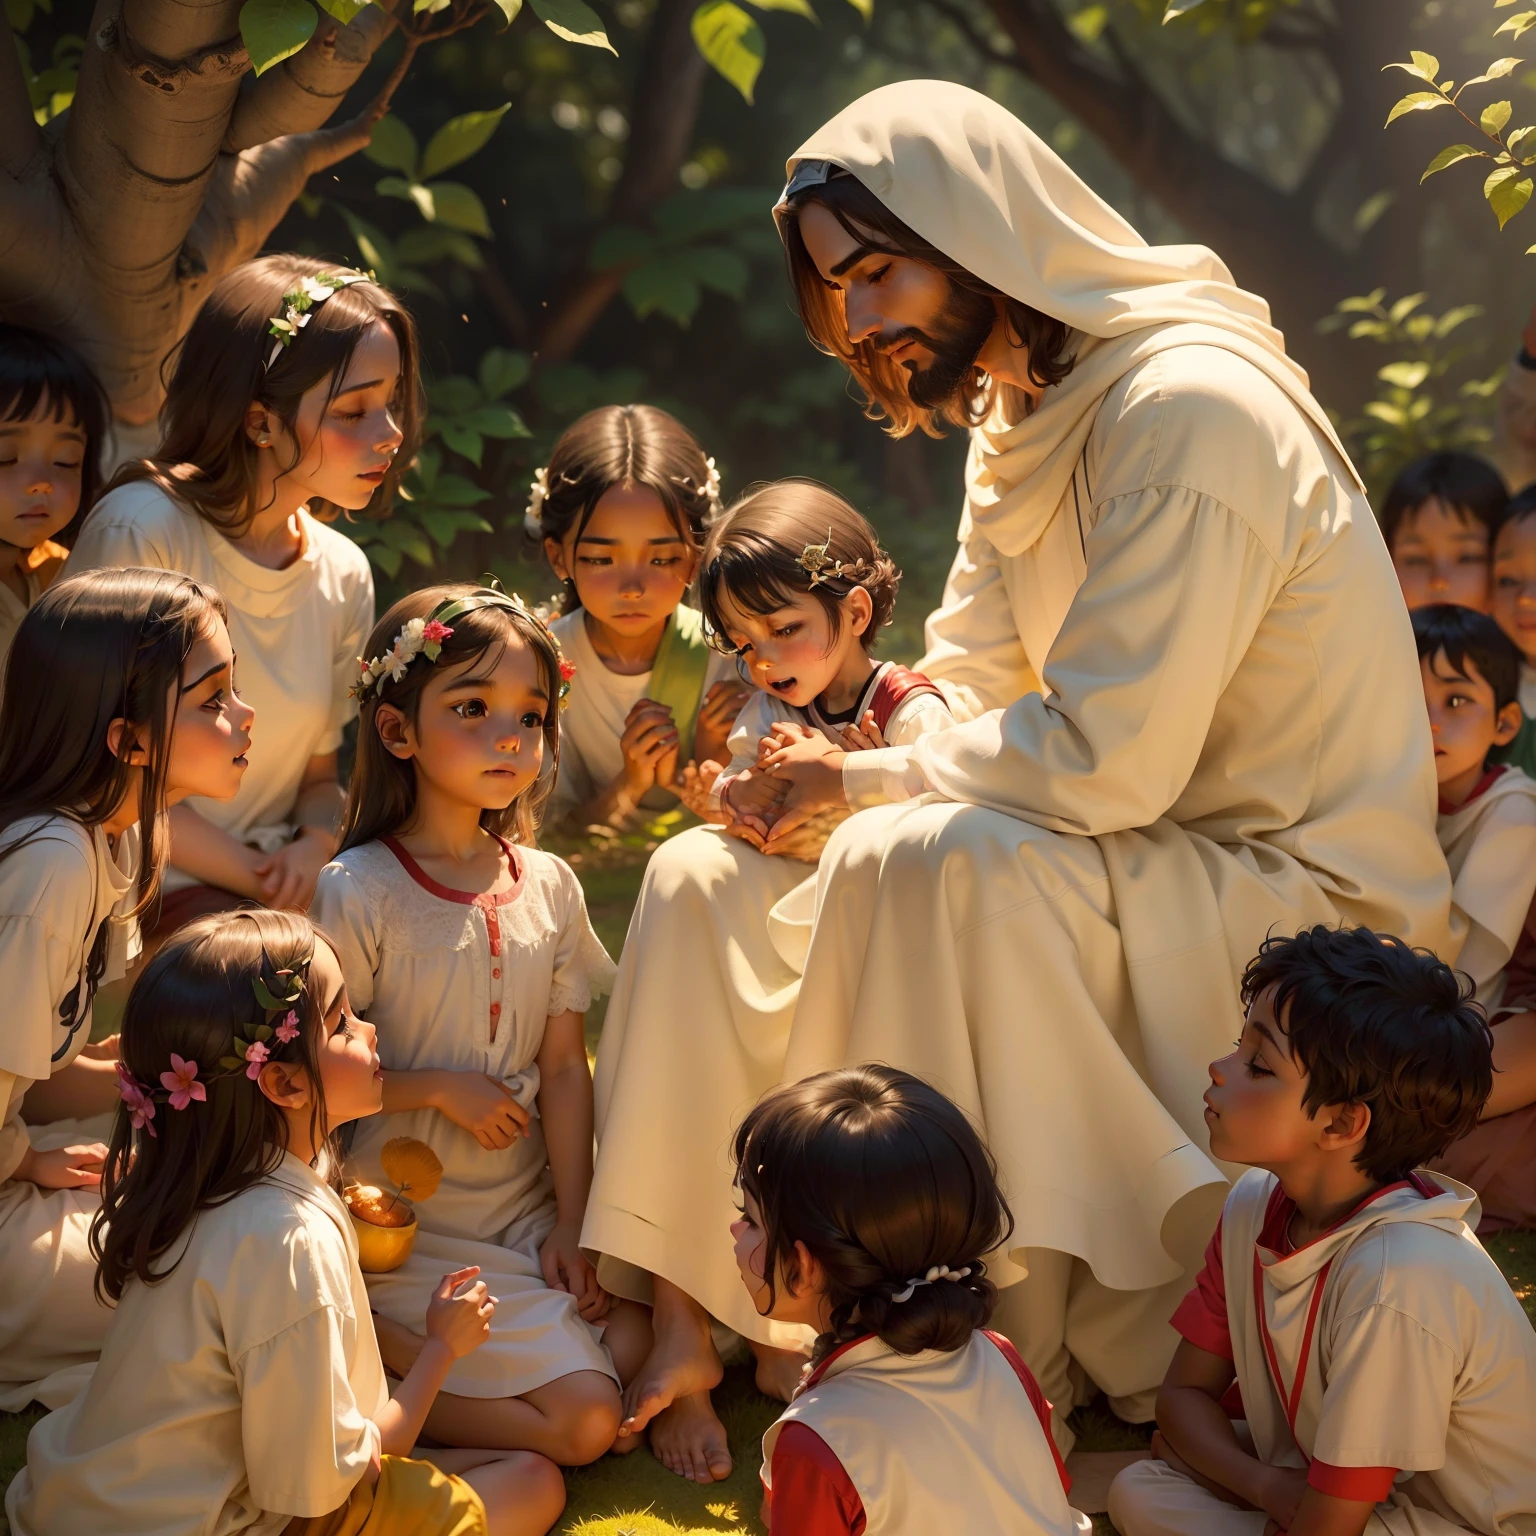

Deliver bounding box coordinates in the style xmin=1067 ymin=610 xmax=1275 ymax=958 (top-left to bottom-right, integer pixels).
xmin=490 ymin=1002 xmax=501 ymax=1014
xmin=492 ymin=968 xmax=501 ymax=979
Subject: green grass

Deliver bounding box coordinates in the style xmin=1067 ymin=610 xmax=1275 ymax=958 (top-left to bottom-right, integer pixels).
xmin=4 ymin=840 xmax=1535 ymax=1534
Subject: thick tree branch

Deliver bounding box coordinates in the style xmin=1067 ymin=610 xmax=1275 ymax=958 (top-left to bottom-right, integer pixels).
xmin=0 ymin=2 xmax=44 ymax=176
xmin=536 ymin=0 xmax=708 ymax=363
xmin=223 ymin=0 xmax=399 ymax=152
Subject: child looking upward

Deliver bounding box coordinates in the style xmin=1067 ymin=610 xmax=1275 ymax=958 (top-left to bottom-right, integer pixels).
xmin=734 ymin=1064 xmax=1088 ymax=1536
xmin=1413 ymin=604 xmax=1536 ymax=1230
xmin=529 ymin=405 xmax=748 ymax=830
xmin=1380 ymin=451 xmax=1506 ymax=613
xmin=1108 ymin=926 xmax=1536 ymax=1536
xmin=0 ymin=326 xmax=110 ymax=669
xmin=1489 ymin=485 xmax=1536 ymax=777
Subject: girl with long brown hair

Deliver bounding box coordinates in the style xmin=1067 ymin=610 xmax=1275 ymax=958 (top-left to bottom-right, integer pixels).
xmin=527 ymin=404 xmax=748 ymax=829
xmin=69 ymin=254 xmax=423 ymax=931
xmin=311 ymin=584 xmax=650 ymax=1469
xmin=0 ymin=567 xmax=253 ymax=1414
xmin=7 ymin=909 xmax=566 ymax=1536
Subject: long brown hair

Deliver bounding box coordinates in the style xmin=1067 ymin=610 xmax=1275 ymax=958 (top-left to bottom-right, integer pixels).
xmin=106 ymin=254 xmax=423 ymax=534
xmin=92 ymin=910 xmax=333 ymax=1303
xmin=780 ymin=172 xmax=1074 ymax=438
xmin=339 ymin=584 xmax=564 ymax=853
xmin=529 ymin=404 xmax=719 ymax=616
xmin=0 ymin=567 xmax=226 ymax=927
xmin=734 ymin=1064 xmax=1014 ymax=1363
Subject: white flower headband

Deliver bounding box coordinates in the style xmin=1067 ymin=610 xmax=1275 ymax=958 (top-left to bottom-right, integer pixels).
xmin=265 ymin=271 xmax=370 ymax=372
xmin=521 ymin=455 xmax=723 ymax=540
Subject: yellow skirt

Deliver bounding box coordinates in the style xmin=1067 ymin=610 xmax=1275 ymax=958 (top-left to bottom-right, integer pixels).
xmin=284 ymin=1455 xmax=488 ymax=1536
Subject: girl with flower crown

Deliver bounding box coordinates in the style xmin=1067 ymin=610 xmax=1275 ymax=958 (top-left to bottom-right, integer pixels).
xmin=69 ymin=255 xmax=421 ymax=930
xmin=6 ymin=908 xmax=565 ymax=1536
xmin=310 ymin=583 xmax=650 ymax=1470
xmin=527 ymin=404 xmax=750 ymax=830
xmin=0 ymin=567 xmax=253 ymax=1413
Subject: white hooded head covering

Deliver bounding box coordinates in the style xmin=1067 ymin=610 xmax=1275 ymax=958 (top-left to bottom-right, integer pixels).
xmin=776 ymin=81 xmax=1362 ymax=557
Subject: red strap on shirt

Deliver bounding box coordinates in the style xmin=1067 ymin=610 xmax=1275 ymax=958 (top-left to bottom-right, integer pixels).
xmin=867 ymin=665 xmax=943 ymax=736
xmin=767 ymin=1422 xmax=865 ymax=1536
xmin=1307 ymin=1461 xmax=1399 ymax=1503
xmin=982 ymin=1331 xmax=1072 ymax=1496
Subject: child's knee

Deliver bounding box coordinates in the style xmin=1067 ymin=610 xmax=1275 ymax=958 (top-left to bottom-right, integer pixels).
xmin=550 ymin=1377 xmax=624 ymax=1464
xmin=480 ymin=1451 xmax=566 ymax=1536
xmin=1106 ymin=1457 xmax=1173 ymax=1536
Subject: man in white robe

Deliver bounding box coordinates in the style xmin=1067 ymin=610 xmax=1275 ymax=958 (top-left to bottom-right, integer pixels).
xmin=584 ymin=80 xmax=1458 ymax=1480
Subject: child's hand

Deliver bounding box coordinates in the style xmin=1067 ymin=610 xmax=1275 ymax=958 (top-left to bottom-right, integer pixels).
xmin=79 ymin=1034 xmax=120 ymax=1061
xmin=839 ymin=709 xmax=888 ymax=752
xmin=617 ymin=699 xmax=678 ymax=800
xmin=694 ymin=681 xmax=753 ymax=767
xmin=673 ymin=760 xmax=724 ymax=821
xmin=756 ymin=719 xmax=820 ymax=761
xmin=1256 ymin=1465 xmax=1308 ymax=1530
xmin=424 ymin=1266 xmax=496 ymax=1360
xmin=539 ymin=1221 xmax=610 ymax=1321
xmin=721 ymin=766 xmax=788 ymax=838
xmin=15 ymin=1142 xmax=107 ymax=1190
xmin=251 ymin=827 xmax=333 ymax=912
xmin=433 ymin=1072 xmax=531 ymax=1150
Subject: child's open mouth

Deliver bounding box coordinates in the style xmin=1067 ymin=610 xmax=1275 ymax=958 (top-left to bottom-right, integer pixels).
xmin=769 ymin=677 xmax=797 ymax=694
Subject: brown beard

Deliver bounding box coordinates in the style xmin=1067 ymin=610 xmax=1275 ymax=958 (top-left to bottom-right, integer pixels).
xmin=875 ymin=279 xmax=997 ymax=411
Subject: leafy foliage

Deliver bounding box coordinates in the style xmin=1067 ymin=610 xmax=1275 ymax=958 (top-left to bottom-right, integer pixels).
xmin=1320 ymin=291 xmax=1505 ymax=498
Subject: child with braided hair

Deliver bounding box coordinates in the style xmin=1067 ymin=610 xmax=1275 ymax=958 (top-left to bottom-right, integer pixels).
xmin=730 ymin=1064 xmax=1091 ymax=1536
xmin=6 ymin=907 xmax=565 ymax=1536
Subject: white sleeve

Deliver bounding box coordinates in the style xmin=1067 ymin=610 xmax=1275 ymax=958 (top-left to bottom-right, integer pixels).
xmin=321 ymin=557 xmax=375 ymax=756
xmin=709 ymin=691 xmax=778 ymax=812
xmin=66 ymin=491 xmax=178 ymax=574
xmin=0 ymin=1072 xmax=29 ymax=1183
xmin=842 ymin=486 xmax=1280 ymax=830
xmin=309 ymin=861 xmax=379 ymax=1016
xmin=1493 ymin=356 xmax=1536 ymax=494
xmin=235 ymin=1305 xmax=379 ymax=1517
xmin=547 ymin=861 xmax=617 ymax=1016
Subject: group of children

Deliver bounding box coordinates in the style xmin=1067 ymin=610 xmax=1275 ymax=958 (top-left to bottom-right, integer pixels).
xmin=0 ymin=258 xmax=1533 ymax=1536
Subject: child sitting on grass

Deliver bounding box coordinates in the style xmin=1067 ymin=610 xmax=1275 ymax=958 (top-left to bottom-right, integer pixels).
xmin=1108 ymin=925 xmax=1536 ymax=1536
xmin=1413 ymin=604 xmax=1536 ymax=1229
xmin=1489 ymin=484 xmax=1536 ymax=776
xmin=1380 ymin=451 xmax=1506 ymax=614
xmin=733 ymin=1064 xmax=1089 ymax=1536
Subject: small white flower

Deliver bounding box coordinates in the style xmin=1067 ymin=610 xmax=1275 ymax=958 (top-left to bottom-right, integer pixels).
xmin=704 ymin=456 xmax=721 ymax=502
xmin=300 ymin=276 xmax=336 ymax=303
xmin=400 ymin=617 xmax=426 ymax=647
xmin=525 ymin=465 xmax=550 ymax=530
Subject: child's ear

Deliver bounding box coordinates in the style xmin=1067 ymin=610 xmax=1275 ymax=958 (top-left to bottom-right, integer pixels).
xmin=256 ymin=1058 xmax=311 ymax=1110
xmin=1495 ymin=700 xmax=1523 ymax=747
xmin=105 ymin=717 xmax=149 ymax=767
xmin=845 ymin=586 xmax=874 ymax=640
xmin=1316 ymin=1099 xmax=1371 ymax=1155
xmin=544 ymin=537 xmax=571 ymax=584
xmin=787 ymin=1239 xmax=826 ymax=1298
xmin=244 ymin=402 xmax=277 ymax=449
xmin=374 ymin=703 xmax=417 ymax=761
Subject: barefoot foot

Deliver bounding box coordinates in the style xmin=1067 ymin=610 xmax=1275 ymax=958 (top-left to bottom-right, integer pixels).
xmin=751 ymin=1342 xmax=810 ymax=1403
xmin=649 ymin=1390 xmax=732 ymax=1483
xmin=619 ymin=1307 xmax=723 ymax=1438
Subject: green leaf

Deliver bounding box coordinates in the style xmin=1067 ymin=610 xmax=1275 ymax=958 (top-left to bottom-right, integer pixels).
xmin=745 ymin=0 xmax=815 ymax=16
xmin=1385 ymin=91 xmax=1449 ymax=127
xmin=338 ymin=208 xmax=394 ymax=279
xmin=490 ymin=0 xmax=522 ymax=18
xmin=623 ymin=259 xmax=701 ymax=323
xmin=396 ymin=227 xmax=483 ymax=269
xmin=1457 ymin=57 xmax=1521 ymax=93
xmin=1421 ymin=144 xmax=1484 ymax=181
xmin=439 ymin=424 xmax=485 ymax=465
xmin=652 ymin=186 xmax=766 ymax=242
xmin=590 ymin=225 xmax=657 ymax=270
xmin=428 ymin=474 xmax=492 ymax=506
xmin=843 ymin=0 xmax=870 ymax=19
xmin=424 ymin=182 xmax=490 ymax=236
xmin=1363 ymin=401 xmax=1409 ymax=428
xmin=478 ymin=348 xmax=531 ymax=397
xmin=6 ymin=0 xmax=35 ymax=34
xmin=1377 ymin=360 xmax=1430 ymax=389
xmin=683 ymin=243 xmax=749 ymax=297
xmin=419 ymin=509 xmax=494 ymax=546
xmin=1162 ymin=0 xmax=1212 ymax=20
xmin=1353 ymin=189 xmax=1394 ymax=231
xmin=410 ymin=446 xmax=441 ymax=489
xmin=1482 ymin=100 xmax=1514 ymax=136
xmin=431 ymin=376 xmax=483 ymax=412
xmin=1387 ymin=292 xmax=1426 ymax=323
xmin=1385 ymin=51 xmax=1439 ymax=84
xmin=1067 ymin=4 xmax=1107 ymax=43
xmin=1486 ymin=165 xmax=1534 ymax=228
xmin=1509 ymin=125 xmax=1536 ymax=162
xmin=529 ymin=0 xmax=616 ymax=50
xmin=1496 ymin=10 xmax=1536 ymax=39
xmin=420 ymin=103 xmax=511 ymax=179
xmin=239 ymin=0 xmax=317 ymax=75
xmin=376 ymin=174 xmax=433 ymax=219
xmin=691 ymin=0 xmax=764 ymax=102
xmin=463 ymin=403 xmax=530 ymax=438
xmin=1434 ymin=304 xmax=1482 ymax=337
xmin=252 ymin=976 xmax=287 ymax=1012
xmin=314 ymin=0 xmax=369 ymax=21
xmin=364 ymin=114 xmax=419 ymax=177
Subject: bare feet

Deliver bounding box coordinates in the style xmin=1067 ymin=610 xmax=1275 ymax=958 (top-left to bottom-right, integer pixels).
xmin=618 ymin=1304 xmax=723 ymax=1439
xmin=649 ymin=1389 xmax=733 ymax=1483
xmin=751 ymin=1341 xmax=810 ymax=1403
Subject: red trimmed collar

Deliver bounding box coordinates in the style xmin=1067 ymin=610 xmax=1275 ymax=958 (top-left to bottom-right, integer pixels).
xmin=1439 ymin=763 xmax=1508 ymax=816
xmin=1259 ymin=1174 xmax=1431 ymax=1257
xmin=800 ymin=1334 xmax=878 ymax=1392
xmin=382 ymin=834 xmax=524 ymax=906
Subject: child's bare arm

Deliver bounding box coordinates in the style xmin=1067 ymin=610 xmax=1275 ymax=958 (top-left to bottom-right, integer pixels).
xmin=1156 ymin=1340 xmax=1307 ymax=1525
xmin=535 ymin=1008 xmax=608 ymax=1321
xmin=381 ymin=1069 xmax=530 ymax=1150
xmin=1277 ymin=1489 xmax=1380 ymax=1536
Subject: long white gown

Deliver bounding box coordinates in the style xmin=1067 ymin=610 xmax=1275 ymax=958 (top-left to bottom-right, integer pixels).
xmin=584 ymin=81 xmax=1458 ymax=1442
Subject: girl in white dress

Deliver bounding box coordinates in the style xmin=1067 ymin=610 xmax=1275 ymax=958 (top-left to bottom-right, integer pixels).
xmin=7 ymin=907 xmax=564 ymax=1536
xmin=0 ymin=326 xmax=110 ymax=671
xmin=312 ymin=584 xmax=650 ymax=1467
xmin=733 ymin=1065 xmax=1087 ymax=1536
xmin=69 ymin=255 xmax=419 ymax=929
xmin=528 ymin=404 xmax=748 ymax=830
xmin=0 ymin=567 xmax=254 ymax=1411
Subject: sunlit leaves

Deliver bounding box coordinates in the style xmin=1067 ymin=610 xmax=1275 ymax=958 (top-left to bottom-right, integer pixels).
xmin=239 ymin=0 xmax=317 ymax=75
xmin=1482 ymin=99 xmax=1514 ymax=136
xmin=1486 ymin=164 xmax=1534 ymax=227
xmin=1495 ymin=9 xmax=1536 ymax=39
xmin=366 ymin=116 xmax=420 ymax=177
xmin=314 ymin=0 xmax=370 ymax=22
xmin=1422 ymin=145 xmax=1482 ymax=182
xmin=692 ymin=0 xmax=765 ymax=101
xmin=421 ymin=104 xmax=511 ymax=178
xmin=529 ymin=0 xmax=615 ymax=51
xmin=1385 ymin=91 xmax=1449 ymax=126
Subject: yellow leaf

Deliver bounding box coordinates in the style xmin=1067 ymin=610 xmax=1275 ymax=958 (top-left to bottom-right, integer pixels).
xmin=381 ymin=1136 xmax=444 ymax=1202
xmin=1385 ymin=91 xmax=1450 ymax=127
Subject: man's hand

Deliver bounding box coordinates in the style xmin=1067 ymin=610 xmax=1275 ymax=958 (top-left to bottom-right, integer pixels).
xmin=839 ymin=709 xmax=889 ymax=752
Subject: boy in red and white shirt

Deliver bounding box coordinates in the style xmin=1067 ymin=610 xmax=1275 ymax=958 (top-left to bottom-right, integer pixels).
xmin=1109 ymin=925 xmax=1536 ymax=1536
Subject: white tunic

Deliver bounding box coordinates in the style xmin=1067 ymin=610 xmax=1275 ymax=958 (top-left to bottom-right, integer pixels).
xmin=68 ymin=481 xmax=374 ymax=890
xmin=313 ymin=837 xmax=620 ymax=1397
xmin=5 ymin=1151 xmax=387 ymax=1536
xmin=762 ymin=1332 xmax=1088 ymax=1536
xmin=0 ymin=815 xmax=140 ymax=1413
xmin=548 ymin=606 xmax=739 ymax=823
xmin=1435 ymin=768 xmax=1536 ymax=1010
